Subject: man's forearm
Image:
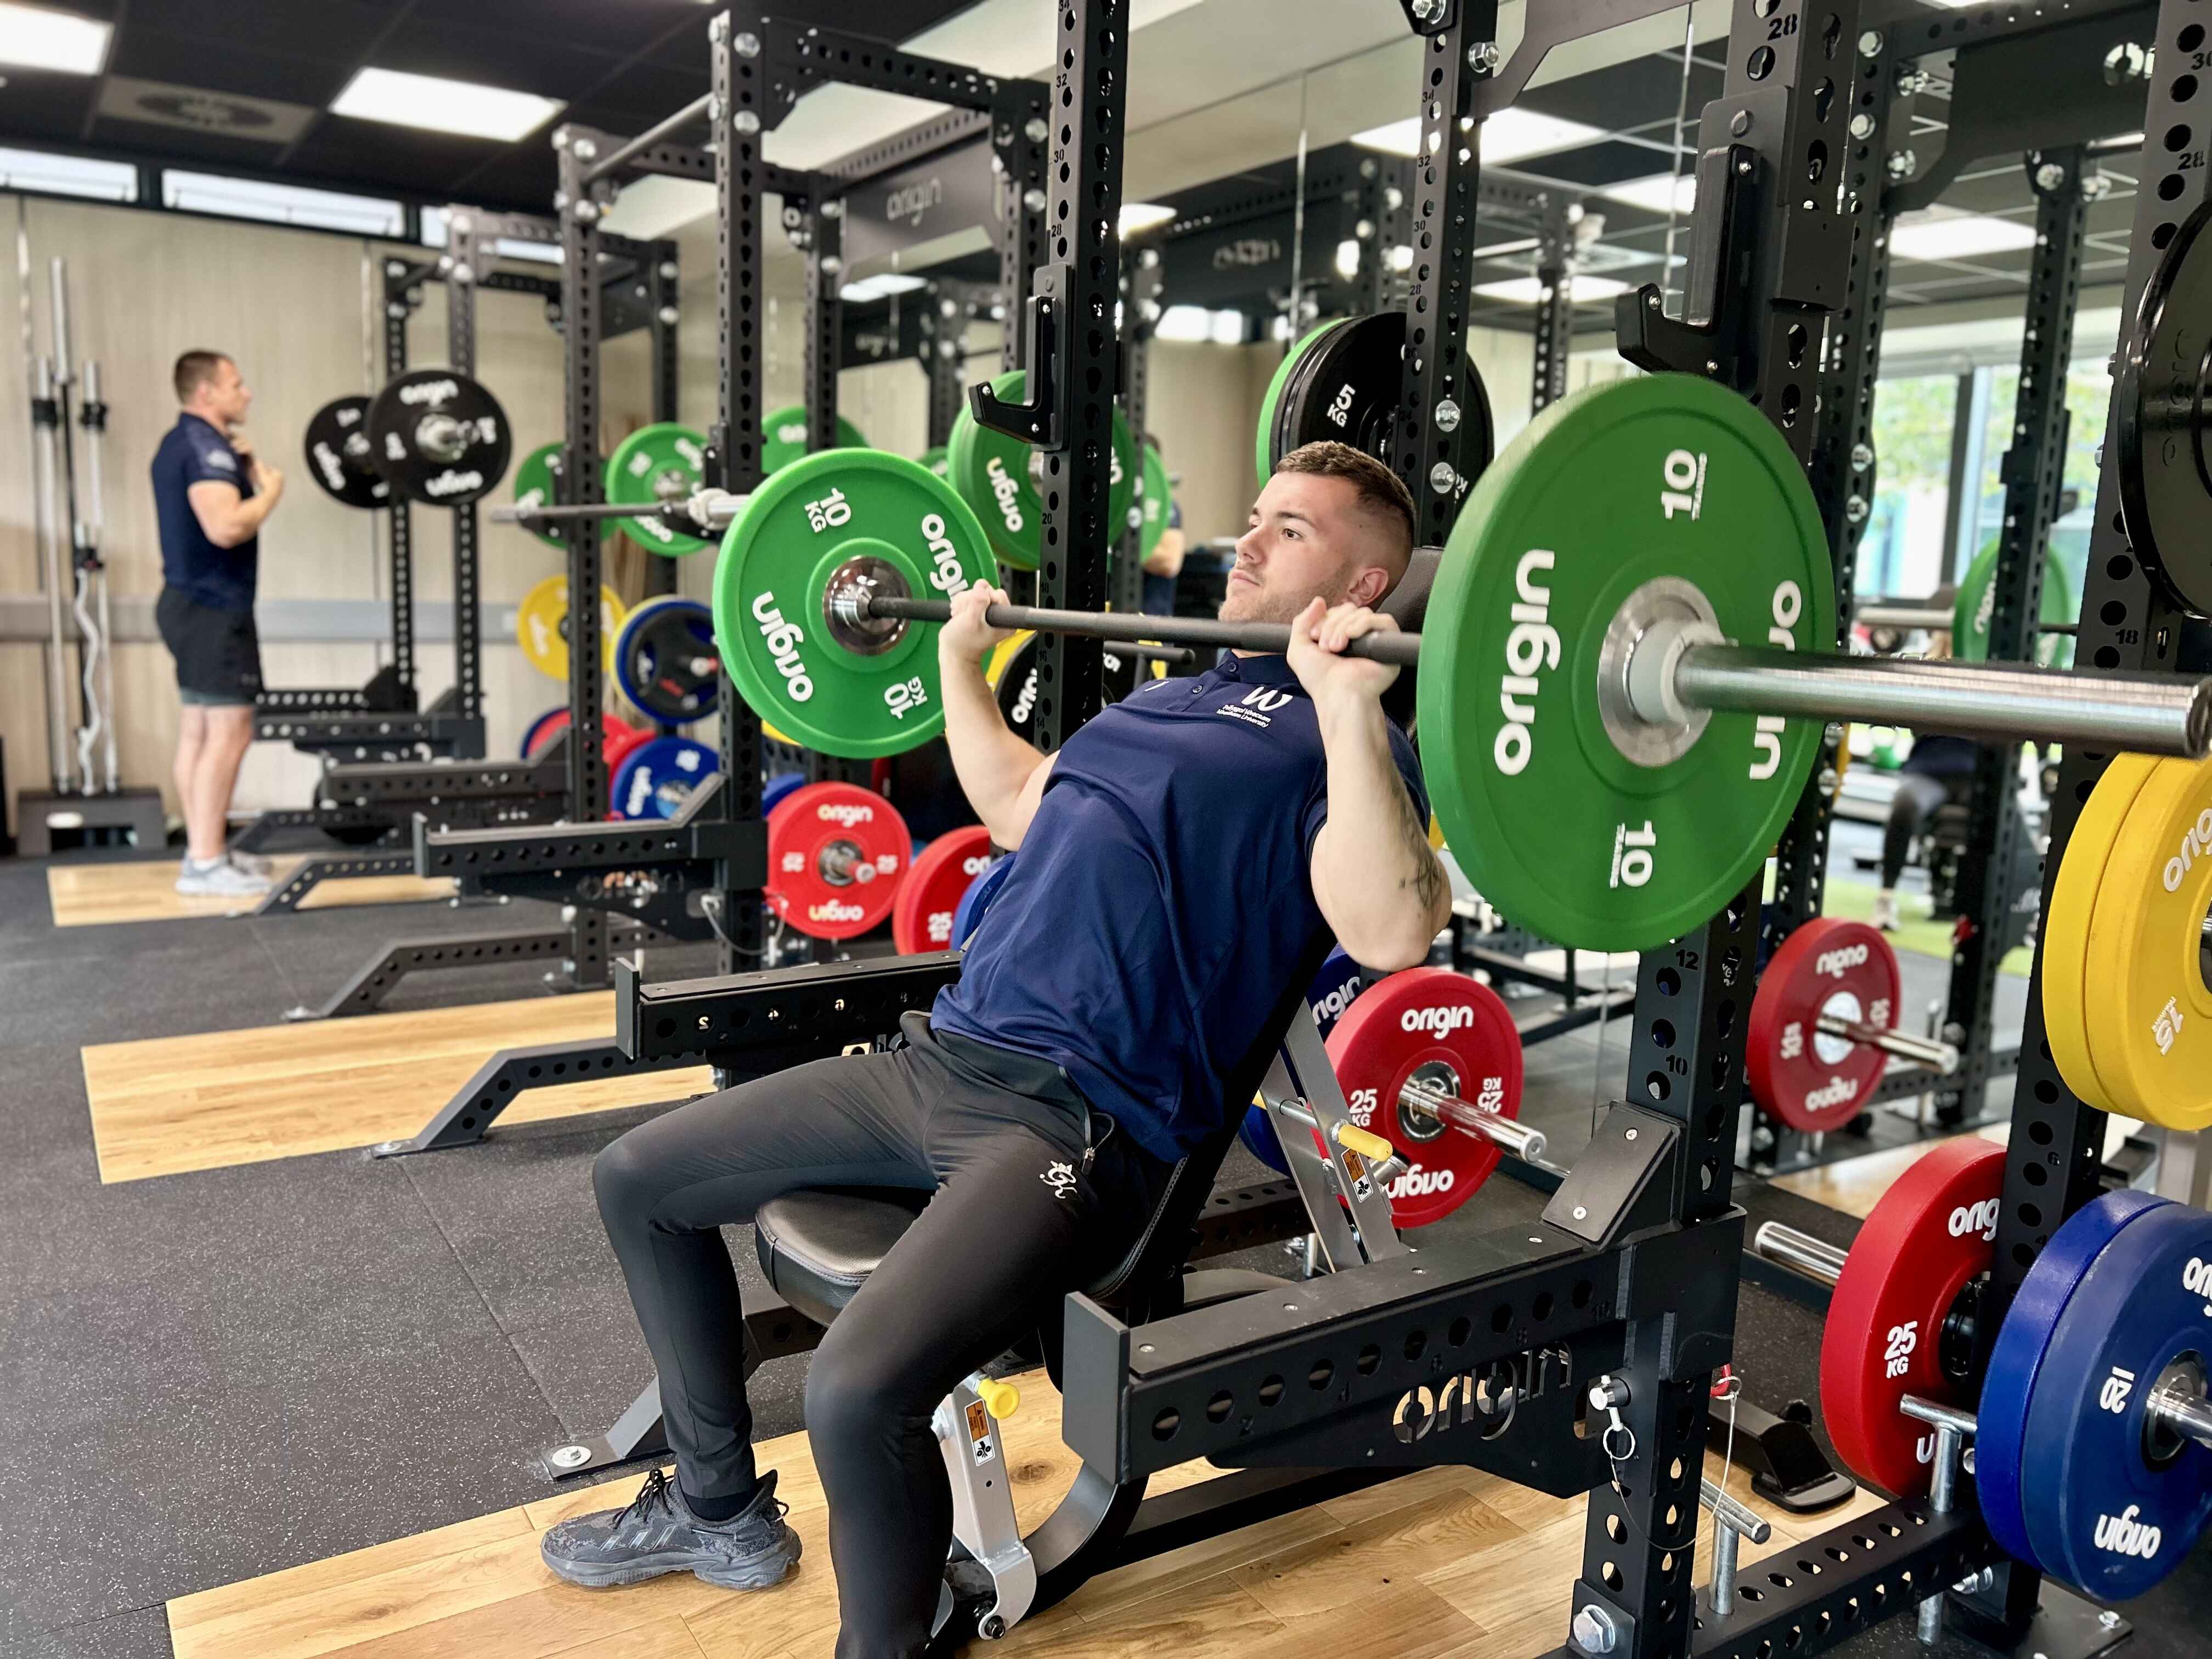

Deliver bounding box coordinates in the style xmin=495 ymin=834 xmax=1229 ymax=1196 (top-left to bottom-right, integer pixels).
xmin=1312 ymin=700 xmax=1449 ymax=969
xmin=939 ymin=647 xmax=1049 ymax=845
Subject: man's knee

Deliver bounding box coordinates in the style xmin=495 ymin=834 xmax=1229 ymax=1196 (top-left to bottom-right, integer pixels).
xmin=804 ymin=1329 xmax=929 ymax=1446
xmin=592 ymin=1127 xmax=672 ymax=1230
xmin=207 ymin=707 xmax=255 ymax=752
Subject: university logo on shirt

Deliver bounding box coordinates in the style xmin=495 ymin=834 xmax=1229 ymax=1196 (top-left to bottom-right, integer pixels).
xmin=1217 ymin=685 xmax=1292 ymax=728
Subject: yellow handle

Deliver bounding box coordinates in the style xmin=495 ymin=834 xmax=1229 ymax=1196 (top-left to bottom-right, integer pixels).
xmin=1334 ymin=1124 xmax=1393 ymax=1163
xmin=977 ymin=1378 xmax=1021 ymax=1420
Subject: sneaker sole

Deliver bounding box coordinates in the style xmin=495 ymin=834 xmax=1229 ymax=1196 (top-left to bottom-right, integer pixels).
xmin=543 ymin=1526 xmax=799 ymax=1592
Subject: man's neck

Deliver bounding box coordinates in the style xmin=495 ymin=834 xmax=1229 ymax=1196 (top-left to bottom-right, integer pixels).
xmin=182 ymin=403 xmax=225 ymax=430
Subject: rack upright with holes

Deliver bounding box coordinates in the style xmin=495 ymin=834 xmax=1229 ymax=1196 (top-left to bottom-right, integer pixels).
xmin=1748 ymin=5 xmax=2152 ymax=1175
xmin=235 ymin=219 xmax=683 ymax=897
xmin=358 ymin=14 xmax=1052 ymax=1140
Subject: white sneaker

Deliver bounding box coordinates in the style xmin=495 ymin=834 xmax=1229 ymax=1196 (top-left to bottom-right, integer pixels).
xmin=227 ymin=848 xmax=274 ymax=877
xmin=177 ymin=857 xmax=272 ymax=896
xmin=1870 ymin=889 xmax=1901 ymax=932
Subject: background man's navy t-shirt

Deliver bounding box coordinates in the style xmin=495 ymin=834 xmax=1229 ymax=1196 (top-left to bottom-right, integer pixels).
xmin=152 ymin=413 xmax=257 ymax=611
xmin=932 ymin=652 xmax=1429 ymax=1164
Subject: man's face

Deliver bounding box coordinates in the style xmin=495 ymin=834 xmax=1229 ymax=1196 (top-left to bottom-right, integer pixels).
xmin=1222 ymin=470 xmax=1395 ymax=625
xmin=205 ymin=359 xmax=250 ymax=426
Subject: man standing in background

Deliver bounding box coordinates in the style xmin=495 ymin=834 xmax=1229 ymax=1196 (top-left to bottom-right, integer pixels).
xmin=152 ymin=350 xmax=284 ymax=895
xmin=1139 ymin=431 xmax=1186 ymax=617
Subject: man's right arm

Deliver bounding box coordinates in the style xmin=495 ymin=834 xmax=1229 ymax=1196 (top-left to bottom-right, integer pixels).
xmin=186 ymin=480 xmax=280 ymax=549
xmin=938 ymin=584 xmax=1056 ymax=848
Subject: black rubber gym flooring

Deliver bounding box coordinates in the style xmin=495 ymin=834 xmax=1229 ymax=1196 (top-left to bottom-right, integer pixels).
xmin=0 ymin=832 xmax=2198 ymax=1659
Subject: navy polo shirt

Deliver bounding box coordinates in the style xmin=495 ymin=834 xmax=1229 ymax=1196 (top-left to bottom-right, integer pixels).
xmin=932 ymin=651 xmax=1429 ymax=1164
xmin=152 ymin=413 xmax=257 ymax=611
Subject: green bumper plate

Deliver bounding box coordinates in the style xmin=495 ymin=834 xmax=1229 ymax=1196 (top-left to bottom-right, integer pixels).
xmin=947 ymin=370 xmax=1137 ymax=570
xmin=1954 ymin=537 xmax=2077 ymax=668
xmin=1419 ymin=374 xmax=1835 ymax=952
xmin=605 ymin=423 xmax=710 ymax=555
xmin=713 ymin=449 xmax=998 ymax=758
xmin=920 ymin=445 xmax=950 ymax=480
xmin=761 ymin=406 xmax=869 ymax=476
xmin=1138 ymin=443 xmax=1171 ymax=565
xmin=512 ymin=442 xmax=566 ymax=549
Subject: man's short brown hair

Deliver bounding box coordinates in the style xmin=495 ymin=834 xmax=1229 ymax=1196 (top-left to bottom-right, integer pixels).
xmin=173 ymin=351 xmax=233 ymax=403
xmin=1274 ymin=440 xmax=1418 ymax=558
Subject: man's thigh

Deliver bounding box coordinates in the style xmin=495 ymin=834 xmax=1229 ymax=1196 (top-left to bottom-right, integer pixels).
xmin=820 ymin=1127 xmax=1117 ymax=1398
xmin=597 ymin=1046 xmax=936 ymax=1231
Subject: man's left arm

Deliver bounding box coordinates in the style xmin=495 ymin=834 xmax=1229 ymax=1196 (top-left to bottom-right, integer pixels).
xmin=1290 ymin=599 xmax=1452 ymax=970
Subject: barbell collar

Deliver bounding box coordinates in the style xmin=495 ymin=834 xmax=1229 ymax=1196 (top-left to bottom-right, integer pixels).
xmin=1669 ymin=646 xmax=2212 ymax=760
xmin=1751 ymin=1220 xmax=1846 ymax=1288
xmin=1815 ymin=1013 xmax=1960 ymax=1074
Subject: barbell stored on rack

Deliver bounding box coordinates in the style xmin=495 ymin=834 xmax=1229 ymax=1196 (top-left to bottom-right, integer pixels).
xmin=706 ymin=378 xmax=2209 ymax=950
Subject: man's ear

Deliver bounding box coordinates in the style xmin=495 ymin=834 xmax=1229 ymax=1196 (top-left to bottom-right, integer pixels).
xmin=1350 ymin=565 xmax=1392 ymax=609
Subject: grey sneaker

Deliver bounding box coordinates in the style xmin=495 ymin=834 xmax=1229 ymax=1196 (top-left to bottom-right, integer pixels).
xmin=176 ymin=857 xmax=272 ymax=896
xmin=540 ymin=1468 xmax=800 ymax=1591
xmin=227 ymin=848 xmax=274 ymax=877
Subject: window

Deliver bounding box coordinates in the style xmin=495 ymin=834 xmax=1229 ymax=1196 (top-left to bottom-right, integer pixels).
xmin=1966 ymin=362 xmax=2111 ymax=595
xmin=1858 ymin=374 xmax=1960 ymax=599
xmin=0 ymin=145 xmax=137 ymax=202
xmin=161 ymin=171 xmax=403 ymax=236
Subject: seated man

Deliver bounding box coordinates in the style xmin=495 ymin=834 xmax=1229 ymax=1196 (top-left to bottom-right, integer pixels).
xmin=544 ymin=441 xmax=1448 ymax=1659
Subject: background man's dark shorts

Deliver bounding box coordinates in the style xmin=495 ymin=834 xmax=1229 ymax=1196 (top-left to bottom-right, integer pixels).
xmin=155 ymin=586 xmax=262 ymax=707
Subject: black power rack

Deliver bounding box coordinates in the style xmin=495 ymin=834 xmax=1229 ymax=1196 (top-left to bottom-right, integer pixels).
xmin=238 ymin=213 xmax=685 ymax=932
xmin=356 ymin=13 xmax=1054 ymax=1148
xmin=543 ymin=5 xmax=2186 ymax=1659
xmin=1747 ymin=2 xmax=2158 ymax=1176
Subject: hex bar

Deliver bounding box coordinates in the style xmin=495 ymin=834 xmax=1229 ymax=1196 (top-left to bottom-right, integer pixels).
xmin=847 ymin=594 xmax=2212 ymax=758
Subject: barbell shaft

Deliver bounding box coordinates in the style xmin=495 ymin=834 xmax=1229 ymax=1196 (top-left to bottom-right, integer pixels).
xmin=493 ymin=488 xmax=746 ymax=530
xmin=1672 ymin=647 xmax=2212 ymax=759
xmin=847 ymin=594 xmax=2212 ymax=759
xmin=1815 ymin=1014 xmax=1960 ymax=1074
xmin=2147 ymin=1375 xmax=2212 ymax=1449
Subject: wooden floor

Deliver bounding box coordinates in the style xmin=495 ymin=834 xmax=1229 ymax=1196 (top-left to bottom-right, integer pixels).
xmin=46 ymin=856 xmax=454 ymax=927
xmin=80 ymin=993 xmax=714 ymax=1183
xmin=167 ymin=1371 xmax=1886 ymax=1659
xmin=1769 ymin=1113 xmax=2143 ymax=1218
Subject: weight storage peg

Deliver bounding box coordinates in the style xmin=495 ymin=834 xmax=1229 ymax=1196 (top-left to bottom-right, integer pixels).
xmin=1747 ymin=919 xmax=1957 ymax=1132
xmin=811 ymin=381 xmax=2212 ymax=951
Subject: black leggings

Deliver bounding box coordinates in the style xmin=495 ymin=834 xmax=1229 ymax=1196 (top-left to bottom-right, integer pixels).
xmin=591 ymin=1020 xmax=1166 ymax=1659
xmin=1881 ymin=772 xmax=1966 ymax=889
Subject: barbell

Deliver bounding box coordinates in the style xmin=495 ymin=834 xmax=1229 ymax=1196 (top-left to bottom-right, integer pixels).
xmin=499 ymin=375 xmax=2211 ymax=952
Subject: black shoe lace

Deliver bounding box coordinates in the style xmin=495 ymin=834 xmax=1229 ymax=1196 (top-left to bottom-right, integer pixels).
xmin=617 ymin=1468 xmax=681 ymax=1528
